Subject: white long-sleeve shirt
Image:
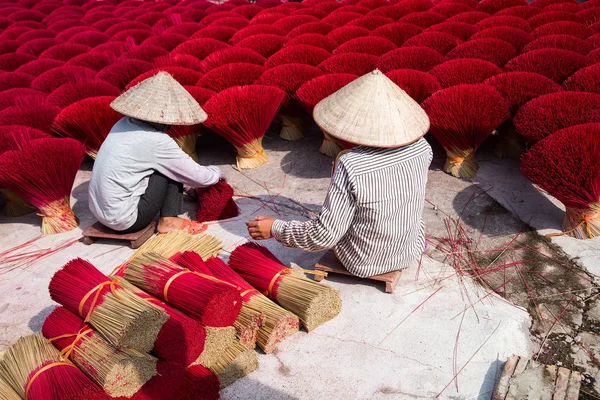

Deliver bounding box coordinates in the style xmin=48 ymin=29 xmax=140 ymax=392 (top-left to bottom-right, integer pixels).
xmin=271 ymin=138 xmax=432 ymax=278
xmin=89 ymin=117 xmax=221 ymax=231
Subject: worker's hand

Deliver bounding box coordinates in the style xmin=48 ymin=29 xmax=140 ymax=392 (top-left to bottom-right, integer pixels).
xmin=246 ymin=216 xmax=275 ymax=240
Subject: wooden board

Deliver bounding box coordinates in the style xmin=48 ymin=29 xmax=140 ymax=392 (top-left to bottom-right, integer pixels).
xmin=494 ymin=355 xmax=581 ymax=400
xmin=313 ymin=250 xmax=401 ymax=293
xmin=82 ymin=221 xmax=156 ymax=249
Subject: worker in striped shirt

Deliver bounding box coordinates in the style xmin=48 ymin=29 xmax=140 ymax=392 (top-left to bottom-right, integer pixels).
xmin=247 ymin=70 xmax=433 ymax=278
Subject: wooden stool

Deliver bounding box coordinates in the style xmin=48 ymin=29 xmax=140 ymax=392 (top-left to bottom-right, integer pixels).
xmin=313 ymin=251 xmax=402 ymax=294
xmin=82 ymin=221 xmax=156 ymax=249
xmin=494 ymin=355 xmax=581 ymax=400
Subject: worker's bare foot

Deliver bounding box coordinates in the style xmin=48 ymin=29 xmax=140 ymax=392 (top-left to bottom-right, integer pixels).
xmin=157 ymin=217 xmax=207 ymax=235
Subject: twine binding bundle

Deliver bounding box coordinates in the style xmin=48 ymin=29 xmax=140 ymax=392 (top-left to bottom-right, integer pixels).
xmin=202 ymin=85 xmax=285 ymax=169
xmin=129 ymin=231 xmax=223 ymax=262
xmin=0 ymin=138 xmax=85 ymax=234
xmin=208 ymin=341 xmax=259 ymax=389
xmin=0 ymin=334 xmax=108 ymax=400
xmin=114 ymin=278 xmax=233 ymax=368
xmin=125 ymin=252 xmax=242 ymax=327
xmin=42 ymin=307 xmax=157 ymax=398
xmin=229 ymin=243 xmax=342 ymax=331
xmin=49 ymin=258 xmax=169 ymax=352
xmin=171 ymin=251 xmax=264 ymax=350
xmin=176 ymin=252 xmax=299 ymax=353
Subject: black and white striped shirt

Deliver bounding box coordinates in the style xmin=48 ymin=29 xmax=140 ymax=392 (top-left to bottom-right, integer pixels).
xmin=271 ymin=137 xmax=433 ymax=278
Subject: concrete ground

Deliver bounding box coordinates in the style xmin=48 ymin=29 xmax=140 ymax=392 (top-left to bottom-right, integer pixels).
xmin=1 ymin=121 xmax=599 ymax=399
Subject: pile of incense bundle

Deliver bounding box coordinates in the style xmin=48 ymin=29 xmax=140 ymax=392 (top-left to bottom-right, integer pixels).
xmin=42 ymin=307 xmax=157 ymax=398
xmin=171 ymin=251 xmax=264 ymax=350
xmin=125 ymin=252 xmax=242 ymax=327
xmin=0 ymin=334 xmax=108 ymax=400
xmin=208 ymin=341 xmax=259 ymax=389
xmin=173 ymin=251 xmax=300 ymax=353
xmin=112 ymin=362 xmax=220 ymax=400
xmin=229 ymin=243 xmax=342 ymax=332
xmin=49 ymin=258 xmax=169 ymax=352
xmin=0 ymin=375 xmax=20 ymax=400
xmin=115 ymin=278 xmax=235 ymax=368
xmin=129 ymin=231 xmax=223 ymax=262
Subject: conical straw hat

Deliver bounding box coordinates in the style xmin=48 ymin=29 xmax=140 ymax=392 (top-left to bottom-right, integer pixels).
xmin=110 ymin=71 xmax=207 ymax=125
xmin=313 ymin=69 xmax=430 ymax=148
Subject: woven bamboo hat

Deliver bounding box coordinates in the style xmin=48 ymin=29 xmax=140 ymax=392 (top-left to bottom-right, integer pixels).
xmin=110 ymin=71 xmax=207 ymax=125
xmin=313 ymin=69 xmax=430 ymax=148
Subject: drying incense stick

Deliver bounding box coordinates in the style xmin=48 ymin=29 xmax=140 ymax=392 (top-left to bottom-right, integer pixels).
xmin=115 ymin=278 xmax=234 ymax=368
xmin=49 ymin=258 xmax=169 ymax=352
xmin=171 ymin=251 xmax=264 ymax=349
xmin=125 ymin=252 xmax=242 ymax=327
xmin=229 ymin=243 xmax=342 ymax=331
xmin=129 ymin=231 xmax=223 ymax=262
xmin=0 ymin=334 xmax=107 ymax=400
xmin=173 ymin=251 xmax=299 ymax=352
xmin=0 ymin=375 xmax=20 ymax=400
xmin=42 ymin=307 xmax=157 ymax=398
xmin=208 ymin=341 xmax=259 ymax=389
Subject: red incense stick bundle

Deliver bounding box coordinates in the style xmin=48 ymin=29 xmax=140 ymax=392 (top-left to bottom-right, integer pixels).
xmin=202 ymin=85 xmax=285 ymax=169
xmin=195 ymin=180 xmax=240 ymax=223
xmin=125 ymin=252 xmax=242 ymax=327
xmin=171 ymin=251 xmax=263 ymax=349
xmin=0 ymin=334 xmax=108 ymax=400
xmin=229 ymin=243 xmax=342 ymax=331
xmin=112 ymin=362 xmax=220 ymax=400
xmin=49 ymin=258 xmax=168 ymax=352
xmin=421 ymin=84 xmax=510 ymax=178
xmin=0 ymin=138 xmax=85 ymax=234
xmin=174 ymin=251 xmax=299 ymax=353
xmin=42 ymin=307 xmax=157 ymax=398
xmin=114 ymin=278 xmax=234 ymax=368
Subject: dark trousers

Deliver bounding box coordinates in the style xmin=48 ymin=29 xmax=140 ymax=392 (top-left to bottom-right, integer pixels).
xmin=120 ymin=172 xmax=183 ymax=233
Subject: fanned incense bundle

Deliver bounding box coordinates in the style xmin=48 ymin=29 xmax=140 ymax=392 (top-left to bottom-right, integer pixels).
xmin=182 ymin=253 xmax=299 ymax=353
xmin=49 ymin=258 xmax=168 ymax=352
xmin=563 ymin=64 xmax=600 ymax=94
xmin=172 ymin=38 xmax=231 ymax=60
xmin=126 ymin=67 xmax=203 ymax=89
xmin=403 ymin=31 xmax=463 ymax=55
xmin=446 ymin=37 xmax=517 ymax=67
xmin=475 ymin=15 xmax=532 ymax=32
xmin=0 ymin=104 xmax=61 ymax=133
xmin=521 ymin=123 xmax=600 ymax=239
xmin=16 ymin=58 xmax=64 ymax=76
xmin=235 ymin=34 xmax=289 ymax=58
xmin=265 ymin=44 xmax=331 ymax=68
xmin=229 ymin=24 xmax=286 ymax=44
xmin=115 ymin=278 xmax=234 ymax=368
xmin=296 ymin=73 xmax=358 ymax=157
xmin=208 ymin=341 xmax=259 ymax=388
xmin=430 ymin=58 xmax=502 ymax=88
xmin=171 ymin=251 xmax=263 ymax=349
xmin=0 ymin=334 xmax=108 ymax=400
xmin=286 ymin=33 xmax=338 ymax=52
xmin=371 ymin=23 xmax=422 ymax=46
xmin=42 ymin=307 xmax=157 ymax=397
xmin=504 ymin=48 xmax=590 ymax=83
xmin=318 ymin=52 xmax=379 ymax=75
xmin=125 ymin=252 xmax=242 ymax=327
xmin=195 ymin=180 xmax=240 ymax=223
xmin=426 ymin=21 xmax=479 ymax=40
xmin=471 ymin=27 xmax=533 ymax=52
xmin=96 ymin=59 xmax=154 ymax=90
xmin=377 ymin=46 xmax=446 ymax=72
xmin=202 ymin=85 xmax=285 ymax=169
xmin=201 ymin=47 xmax=266 ymax=72
xmin=476 ymin=0 xmax=527 ymax=14
xmin=129 ymin=231 xmax=223 ymax=261
xmin=334 ymin=36 xmax=397 ymax=56
xmin=46 ymin=80 xmax=121 ymax=109
xmin=255 ymin=63 xmax=323 ymax=141
xmin=328 ymin=25 xmax=371 ymax=44
xmin=0 ymin=375 xmax=20 ymax=400
xmin=522 ymin=34 xmax=594 ymax=56
xmin=30 ymin=66 xmax=96 ymax=93
xmin=385 ymin=69 xmax=441 ymax=104
xmin=448 ymin=11 xmax=495 ymax=24
xmin=496 ymin=5 xmax=541 ymax=19
xmin=192 ymin=26 xmax=238 ymax=43
xmin=196 ymin=62 xmax=266 ymax=92
xmin=51 ymin=96 xmax=121 ymax=159
xmin=421 ymin=84 xmax=510 ymax=178
xmin=229 ymin=242 xmax=342 ymax=331
xmin=0 ymin=138 xmax=84 ymax=233
xmin=113 ymin=362 xmax=220 ymax=400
